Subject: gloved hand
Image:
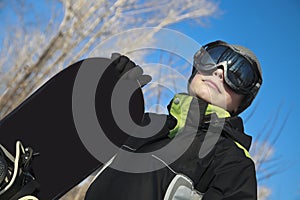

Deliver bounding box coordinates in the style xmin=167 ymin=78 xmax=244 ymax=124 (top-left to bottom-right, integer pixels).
xmin=110 ymin=53 xmax=152 ymax=87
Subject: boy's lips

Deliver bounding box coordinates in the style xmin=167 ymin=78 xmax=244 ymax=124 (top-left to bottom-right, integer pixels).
xmin=203 ymin=79 xmax=221 ymax=93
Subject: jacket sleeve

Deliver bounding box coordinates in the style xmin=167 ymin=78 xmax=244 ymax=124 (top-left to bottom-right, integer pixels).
xmin=199 ymin=147 xmax=257 ymax=200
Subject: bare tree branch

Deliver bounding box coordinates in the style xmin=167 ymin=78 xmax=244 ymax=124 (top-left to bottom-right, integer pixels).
xmin=0 ymin=0 xmax=218 ymax=119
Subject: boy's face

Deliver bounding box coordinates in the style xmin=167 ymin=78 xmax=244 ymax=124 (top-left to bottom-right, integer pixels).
xmin=188 ymin=68 xmax=243 ymax=113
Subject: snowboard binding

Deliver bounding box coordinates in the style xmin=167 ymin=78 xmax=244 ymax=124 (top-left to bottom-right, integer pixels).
xmin=0 ymin=141 xmax=39 ymax=200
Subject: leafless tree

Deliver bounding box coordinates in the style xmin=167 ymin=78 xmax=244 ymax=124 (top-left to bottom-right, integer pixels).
xmin=0 ymin=0 xmax=218 ymax=119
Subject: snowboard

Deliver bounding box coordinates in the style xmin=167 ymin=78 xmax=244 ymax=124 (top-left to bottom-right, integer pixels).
xmin=0 ymin=57 xmax=145 ymax=199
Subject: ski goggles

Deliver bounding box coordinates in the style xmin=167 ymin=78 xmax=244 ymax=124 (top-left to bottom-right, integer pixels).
xmin=193 ymin=41 xmax=262 ymax=95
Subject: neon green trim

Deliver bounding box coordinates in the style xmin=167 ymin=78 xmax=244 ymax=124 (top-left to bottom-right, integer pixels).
xmin=205 ymin=104 xmax=231 ymax=118
xmin=234 ymin=141 xmax=251 ymax=159
xmin=168 ymin=95 xmax=230 ymax=138
xmin=168 ymin=94 xmax=193 ymax=138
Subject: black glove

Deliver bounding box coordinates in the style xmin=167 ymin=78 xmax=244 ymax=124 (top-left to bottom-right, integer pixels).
xmin=110 ymin=53 xmax=152 ymax=87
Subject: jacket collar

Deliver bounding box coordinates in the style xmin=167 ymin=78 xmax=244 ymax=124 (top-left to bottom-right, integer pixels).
xmin=167 ymin=94 xmax=252 ymax=150
xmin=223 ymin=116 xmax=252 ymax=150
xmin=167 ymin=93 xmax=230 ymax=138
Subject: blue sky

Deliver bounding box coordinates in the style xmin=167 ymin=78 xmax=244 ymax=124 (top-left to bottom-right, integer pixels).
xmin=1 ymin=0 xmax=300 ymax=199
xmin=169 ymin=1 xmax=300 ymax=199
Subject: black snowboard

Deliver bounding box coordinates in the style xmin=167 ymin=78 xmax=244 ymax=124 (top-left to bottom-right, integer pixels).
xmin=0 ymin=57 xmax=145 ymax=199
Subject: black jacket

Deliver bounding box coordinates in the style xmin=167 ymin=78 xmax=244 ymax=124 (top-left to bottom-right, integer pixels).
xmin=85 ymin=93 xmax=257 ymax=200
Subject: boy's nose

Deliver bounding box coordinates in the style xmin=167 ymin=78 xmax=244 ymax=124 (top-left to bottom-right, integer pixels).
xmin=213 ymin=68 xmax=224 ymax=80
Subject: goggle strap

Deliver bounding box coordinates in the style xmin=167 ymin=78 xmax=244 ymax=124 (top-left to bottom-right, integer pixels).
xmin=204 ymin=40 xmax=228 ymax=49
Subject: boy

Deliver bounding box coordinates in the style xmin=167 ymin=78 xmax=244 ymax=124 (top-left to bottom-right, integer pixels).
xmin=85 ymin=40 xmax=262 ymax=200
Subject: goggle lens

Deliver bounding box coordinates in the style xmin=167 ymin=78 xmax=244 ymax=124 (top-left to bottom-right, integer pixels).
xmin=227 ymin=59 xmax=256 ymax=90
